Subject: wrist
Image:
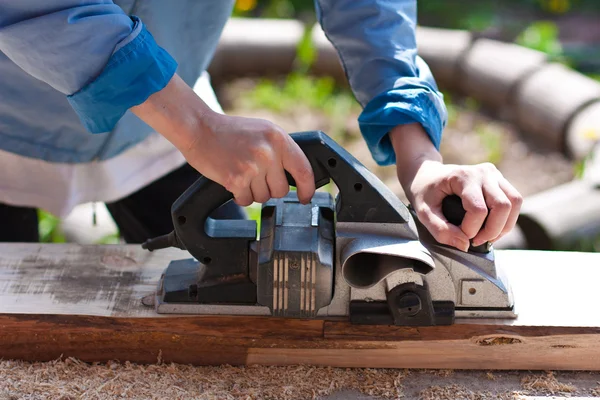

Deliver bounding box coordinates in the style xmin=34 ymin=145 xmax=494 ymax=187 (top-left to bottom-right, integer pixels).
xmin=130 ymin=73 xmax=215 ymax=154
xmin=390 ymin=123 xmax=442 ymax=194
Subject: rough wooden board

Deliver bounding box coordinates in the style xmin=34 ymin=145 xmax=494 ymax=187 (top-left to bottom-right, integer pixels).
xmin=1 ymin=243 xmax=600 ymax=371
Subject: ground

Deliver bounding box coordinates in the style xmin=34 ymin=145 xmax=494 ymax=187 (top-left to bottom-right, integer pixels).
xmin=2 ymin=359 xmax=600 ymax=399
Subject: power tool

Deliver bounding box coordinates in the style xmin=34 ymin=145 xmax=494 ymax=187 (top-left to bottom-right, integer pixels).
xmin=142 ymin=131 xmax=515 ymax=326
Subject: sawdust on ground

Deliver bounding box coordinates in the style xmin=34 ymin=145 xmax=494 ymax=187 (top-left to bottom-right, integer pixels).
xmin=3 ymin=359 xmax=600 ymax=400
xmin=0 ymin=358 xmax=406 ymax=400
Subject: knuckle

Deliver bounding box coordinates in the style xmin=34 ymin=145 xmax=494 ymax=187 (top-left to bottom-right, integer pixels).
xmin=263 ymin=124 xmax=287 ymax=145
xmin=481 ymin=162 xmax=497 ymax=171
xmin=223 ymin=173 xmax=240 ymax=193
xmin=447 ymin=167 xmax=469 ymax=185
xmin=251 ymin=144 xmax=275 ymax=165
xmin=224 ymin=170 xmax=253 ymax=193
xmin=509 ymin=192 xmax=523 ymax=207
xmin=473 ymin=202 xmax=489 ymax=215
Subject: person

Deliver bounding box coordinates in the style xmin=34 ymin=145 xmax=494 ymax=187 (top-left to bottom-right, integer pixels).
xmin=0 ymin=0 xmax=521 ymax=251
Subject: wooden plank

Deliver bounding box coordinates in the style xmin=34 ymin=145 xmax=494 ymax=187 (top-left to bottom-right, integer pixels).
xmin=1 ymin=243 xmax=600 ymax=370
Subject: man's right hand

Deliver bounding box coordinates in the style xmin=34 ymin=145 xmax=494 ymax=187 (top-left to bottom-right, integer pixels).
xmin=186 ymin=112 xmax=315 ymax=206
xmin=131 ymin=74 xmax=315 ymax=206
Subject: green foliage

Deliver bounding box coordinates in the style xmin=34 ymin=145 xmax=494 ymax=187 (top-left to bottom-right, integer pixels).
xmin=440 ymin=92 xmax=459 ymax=126
xmin=244 ymin=73 xmax=334 ymax=111
xmin=295 ymin=24 xmax=316 ymax=73
xmin=588 ymin=74 xmax=600 ymax=82
xmin=38 ymin=210 xmax=66 ymax=243
xmin=516 ymin=21 xmax=564 ymax=60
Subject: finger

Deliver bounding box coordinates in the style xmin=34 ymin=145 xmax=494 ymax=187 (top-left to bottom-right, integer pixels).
xmin=455 ymin=183 xmax=488 ymax=239
xmin=472 ymin=182 xmax=512 ymax=246
xmin=418 ymin=204 xmax=470 ymax=252
xmin=490 ymin=178 xmax=523 ymax=242
xmin=233 ymin=188 xmax=254 ymax=207
xmin=250 ymin=176 xmax=271 ymax=204
xmin=266 ymin=166 xmax=290 ymax=199
xmin=281 ymin=137 xmax=315 ymax=204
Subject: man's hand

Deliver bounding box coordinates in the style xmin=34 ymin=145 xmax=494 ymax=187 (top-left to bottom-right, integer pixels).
xmin=390 ymin=123 xmax=522 ymax=251
xmin=131 ymin=74 xmax=315 ymax=206
xmin=187 ymin=113 xmax=315 ymax=206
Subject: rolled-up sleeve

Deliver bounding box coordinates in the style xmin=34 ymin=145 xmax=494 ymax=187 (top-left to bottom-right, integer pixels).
xmin=314 ymin=0 xmax=447 ymax=166
xmin=0 ymin=1 xmax=178 ymax=133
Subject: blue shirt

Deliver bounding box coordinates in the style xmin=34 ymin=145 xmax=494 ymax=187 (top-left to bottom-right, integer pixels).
xmin=0 ymin=0 xmax=447 ymax=167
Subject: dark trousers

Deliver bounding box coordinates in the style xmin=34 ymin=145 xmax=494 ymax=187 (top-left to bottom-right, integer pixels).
xmin=0 ymin=163 xmax=245 ymax=243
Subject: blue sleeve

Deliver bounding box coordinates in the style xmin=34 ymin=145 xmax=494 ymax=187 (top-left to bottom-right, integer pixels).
xmin=0 ymin=1 xmax=177 ymax=133
xmin=314 ymin=0 xmax=448 ymax=166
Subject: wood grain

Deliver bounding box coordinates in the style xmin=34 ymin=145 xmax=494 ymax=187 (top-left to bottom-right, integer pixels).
xmin=2 ymin=243 xmax=600 ymax=370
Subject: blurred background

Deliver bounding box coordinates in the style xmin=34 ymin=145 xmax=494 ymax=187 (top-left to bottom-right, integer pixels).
xmin=50 ymin=0 xmax=600 ymax=252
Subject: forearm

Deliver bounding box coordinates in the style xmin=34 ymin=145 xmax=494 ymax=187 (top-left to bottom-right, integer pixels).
xmin=390 ymin=123 xmax=442 ymax=201
xmin=315 ymin=0 xmax=447 ymax=166
xmin=130 ymin=74 xmax=213 ymax=155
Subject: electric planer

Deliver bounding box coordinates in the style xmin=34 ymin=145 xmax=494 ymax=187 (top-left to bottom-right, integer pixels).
xmin=142 ymin=130 xmax=515 ymax=326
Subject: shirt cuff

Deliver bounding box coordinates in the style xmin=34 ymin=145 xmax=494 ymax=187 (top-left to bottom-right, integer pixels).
xmin=357 ymin=88 xmax=446 ymax=166
xmin=67 ymin=16 xmax=178 ymax=134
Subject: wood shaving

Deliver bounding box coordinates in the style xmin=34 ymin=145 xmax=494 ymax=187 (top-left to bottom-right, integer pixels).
xmin=0 ymin=358 xmax=406 ymax=400
xmin=520 ymin=371 xmax=577 ymax=395
xmin=418 ymin=384 xmax=517 ymax=400
xmin=486 ymin=372 xmax=497 ymax=381
xmin=475 ymin=337 xmax=522 ymax=346
xmin=591 ymin=385 xmax=600 ymax=396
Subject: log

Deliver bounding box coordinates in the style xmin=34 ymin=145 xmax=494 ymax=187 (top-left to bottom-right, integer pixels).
xmin=415 ymin=26 xmax=473 ymax=89
xmin=516 ymin=179 xmax=600 ymax=250
xmin=207 ymin=18 xmax=471 ymax=89
xmin=1 ymin=243 xmax=600 ymax=370
xmin=565 ymin=100 xmax=600 ymax=160
xmin=208 ymin=18 xmax=346 ymax=84
xmin=458 ymin=38 xmax=546 ymax=110
xmin=208 ymin=18 xmax=306 ymax=81
xmin=513 ymin=63 xmax=600 ymax=154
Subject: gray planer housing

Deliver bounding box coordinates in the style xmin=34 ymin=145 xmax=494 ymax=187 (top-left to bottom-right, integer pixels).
xmin=142 ymin=131 xmax=516 ymax=326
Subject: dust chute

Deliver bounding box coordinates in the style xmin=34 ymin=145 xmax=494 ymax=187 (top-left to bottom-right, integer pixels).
xmin=340 ymin=239 xmax=435 ymax=289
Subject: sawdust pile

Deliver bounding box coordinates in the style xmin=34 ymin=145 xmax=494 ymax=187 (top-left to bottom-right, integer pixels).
xmin=520 ymin=371 xmax=577 ymax=395
xmin=418 ymin=384 xmax=518 ymax=400
xmin=0 ymin=358 xmax=406 ymax=400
